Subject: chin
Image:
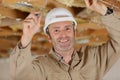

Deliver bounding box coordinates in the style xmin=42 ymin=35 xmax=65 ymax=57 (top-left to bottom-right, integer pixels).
xmin=59 ymin=46 xmax=73 ymax=51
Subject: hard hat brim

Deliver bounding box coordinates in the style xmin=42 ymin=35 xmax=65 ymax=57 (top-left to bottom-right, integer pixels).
xmin=44 ymin=17 xmax=77 ymax=34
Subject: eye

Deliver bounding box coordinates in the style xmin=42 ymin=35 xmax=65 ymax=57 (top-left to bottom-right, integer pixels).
xmin=66 ymin=26 xmax=72 ymax=31
xmin=53 ymin=29 xmax=60 ymax=33
xmin=66 ymin=27 xmax=70 ymax=30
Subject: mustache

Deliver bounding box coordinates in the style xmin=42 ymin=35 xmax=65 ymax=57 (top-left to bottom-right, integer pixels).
xmin=58 ymin=36 xmax=70 ymax=40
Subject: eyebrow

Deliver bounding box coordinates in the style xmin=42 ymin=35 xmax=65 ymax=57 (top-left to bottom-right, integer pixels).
xmin=65 ymin=24 xmax=73 ymax=27
xmin=51 ymin=26 xmax=60 ymax=29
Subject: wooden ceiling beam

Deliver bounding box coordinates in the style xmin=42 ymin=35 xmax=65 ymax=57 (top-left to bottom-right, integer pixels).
xmin=0 ymin=5 xmax=28 ymax=19
xmin=0 ymin=29 xmax=21 ymax=37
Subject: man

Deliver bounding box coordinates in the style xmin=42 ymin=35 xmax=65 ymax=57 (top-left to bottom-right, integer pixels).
xmin=10 ymin=0 xmax=120 ymax=80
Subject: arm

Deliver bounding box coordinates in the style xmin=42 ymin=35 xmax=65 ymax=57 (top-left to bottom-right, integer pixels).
xmin=84 ymin=0 xmax=120 ymax=56
xmin=84 ymin=0 xmax=120 ymax=74
xmin=10 ymin=42 xmax=35 ymax=80
xmin=101 ymin=12 xmax=120 ymax=45
xmin=10 ymin=12 xmax=46 ymax=80
xmin=101 ymin=11 xmax=120 ymax=73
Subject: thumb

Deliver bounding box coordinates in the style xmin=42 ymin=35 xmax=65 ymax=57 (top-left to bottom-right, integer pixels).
xmin=84 ymin=0 xmax=97 ymax=7
xmin=84 ymin=0 xmax=90 ymax=7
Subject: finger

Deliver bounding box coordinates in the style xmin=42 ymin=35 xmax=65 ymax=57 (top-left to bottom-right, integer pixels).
xmin=84 ymin=0 xmax=88 ymax=5
xmin=23 ymin=22 xmax=33 ymax=29
xmin=85 ymin=0 xmax=93 ymax=6
xmin=23 ymin=12 xmax=41 ymax=32
xmin=93 ymin=0 xmax=97 ymax=4
xmin=24 ymin=17 xmax=38 ymax=29
xmin=89 ymin=0 xmax=93 ymax=5
xmin=34 ymin=11 xmax=41 ymax=18
xmin=38 ymin=14 xmax=42 ymax=24
xmin=89 ymin=0 xmax=98 ymax=5
xmin=24 ymin=18 xmax=36 ymax=24
xmin=35 ymin=15 xmax=41 ymax=31
xmin=23 ymin=18 xmax=35 ymax=27
xmin=25 ymin=12 xmax=39 ymax=24
xmin=23 ymin=19 xmax=35 ymax=29
xmin=84 ymin=0 xmax=90 ymax=7
xmin=33 ymin=12 xmax=42 ymax=27
xmin=24 ymin=13 xmax=36 ymax=24
xmin=34 ymin=12 xmax=42 ymax=24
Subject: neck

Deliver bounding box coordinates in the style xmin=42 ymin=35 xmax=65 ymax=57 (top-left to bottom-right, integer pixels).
xmin=54 ymin=48 xmax=74 ymax=64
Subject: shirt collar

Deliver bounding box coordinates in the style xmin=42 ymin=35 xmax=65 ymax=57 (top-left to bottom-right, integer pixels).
xmin=49 ymin=48 xmax=81 ymax=63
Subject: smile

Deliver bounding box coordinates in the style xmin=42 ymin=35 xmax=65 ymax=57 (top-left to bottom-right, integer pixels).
xmin=59 ymin=39 xmax=69 ymax=43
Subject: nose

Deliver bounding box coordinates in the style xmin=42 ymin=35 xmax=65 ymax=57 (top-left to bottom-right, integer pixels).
xmin=60 ymin=30 xmax=67 ymax=38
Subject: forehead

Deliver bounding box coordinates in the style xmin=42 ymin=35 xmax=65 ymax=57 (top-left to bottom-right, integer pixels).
xmin=48 ymin=21 xmax=73 ymax=29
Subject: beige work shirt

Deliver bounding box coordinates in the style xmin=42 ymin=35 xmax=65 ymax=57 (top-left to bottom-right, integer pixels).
xmin=10 ymin=12 xmax=120 ymax=80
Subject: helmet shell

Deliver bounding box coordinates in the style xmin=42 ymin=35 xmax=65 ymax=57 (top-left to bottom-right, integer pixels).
xmin=44 ymin=8 xmax=77 ymax=34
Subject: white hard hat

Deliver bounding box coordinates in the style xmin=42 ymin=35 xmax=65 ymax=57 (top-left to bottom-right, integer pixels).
xmin=44 ymin=8 xmax=77 ymax=34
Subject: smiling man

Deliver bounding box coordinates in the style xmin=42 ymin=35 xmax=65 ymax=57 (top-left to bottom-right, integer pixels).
xmin=10 ymin=0 xmax=120 ymax=80
xmin=47 ymin=21 xmax=75 ymax=63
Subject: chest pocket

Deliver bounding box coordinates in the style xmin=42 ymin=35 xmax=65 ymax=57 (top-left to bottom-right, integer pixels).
xmin=47 ymin=73 xmax=67 ymax=80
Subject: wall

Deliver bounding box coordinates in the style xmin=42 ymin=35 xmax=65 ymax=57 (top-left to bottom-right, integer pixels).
xmin=0 ymin=58 xmax=10 ymax=80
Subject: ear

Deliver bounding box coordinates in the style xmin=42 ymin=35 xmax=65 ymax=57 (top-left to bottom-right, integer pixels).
xmin=47 ymin=35 xmax=52 ymax=43
xmin=74 ymin=29 xmax=76 ymax=40
xmin=75 ymin=30 xmax=76 ymax=37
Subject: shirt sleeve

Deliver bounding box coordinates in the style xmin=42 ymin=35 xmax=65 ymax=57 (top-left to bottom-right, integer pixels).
xmin=96 ymin=12 xmax=120 ymax=74
xmin=102 ymin=12 xmax=120 ymax=44
xmin=10 ymin=42 xmax=46 ymax=80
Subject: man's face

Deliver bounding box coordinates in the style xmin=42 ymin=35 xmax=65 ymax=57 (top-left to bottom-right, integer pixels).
xmin=48 ymin=21 xmax=75 ymax=52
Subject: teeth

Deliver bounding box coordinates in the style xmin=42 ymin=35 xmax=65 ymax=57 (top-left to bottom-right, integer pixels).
xmin=60 ymin=39 xmax=68 ymax=43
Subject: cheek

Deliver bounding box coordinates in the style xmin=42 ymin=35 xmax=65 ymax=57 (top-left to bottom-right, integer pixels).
xmin=69 ymin=31 xmax=75 ymax=38
xmin=48 ymin=34 xmax=58 ymax=43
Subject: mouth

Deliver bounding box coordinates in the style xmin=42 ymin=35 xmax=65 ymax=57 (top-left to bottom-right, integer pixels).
xmin=59 ymin=39 xmax=69 ymax=43
xmin=59 ymin=39 xmax=70 ymax=47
